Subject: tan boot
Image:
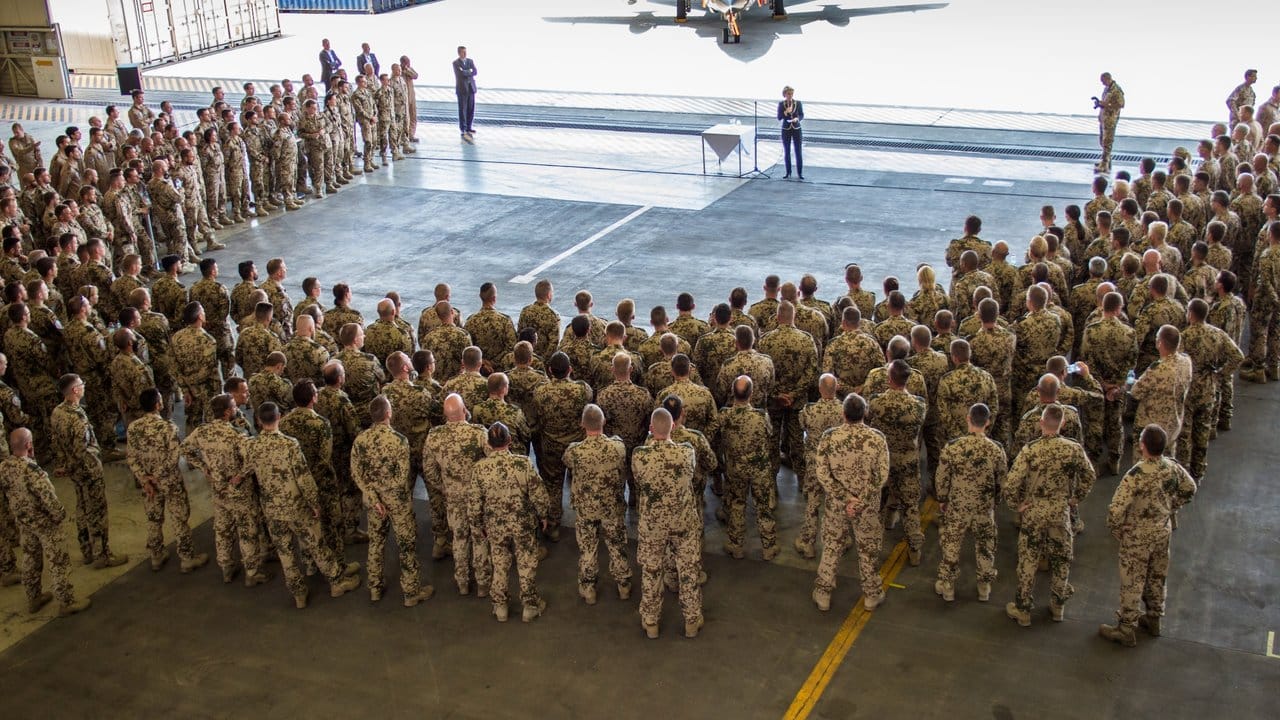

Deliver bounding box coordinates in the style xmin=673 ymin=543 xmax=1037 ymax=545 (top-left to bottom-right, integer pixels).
xmin=1006 ymin=601 xmax=1031 ymax=627
xmin=494 ymin=604 xmax=509 ymax=623
xmin=58 ymin=598 xmax=92 ymax=617
xmin=294 ymin=590 xmax=309 ymax=609
xmin=812 ymin=588 xmax=831 ymax=612
xmin=222 ymin=566 xmax=241 ymax=584
xmin=724 ymin=543 xmax=744 ymax=560
xmin=204 ymin=239 xmax=226 ymax=251
xmin=643 ymin=621 xmax=659 ymax=639
xmin=403 ymin=585 xmax=435 ymax=607
xmin=92 ymin=552 xmax=128 ymax=570
xmin=180 ymin=553 xmax=210 ymax=574
xmin=762 ymin=545 xmax=780 ymax=561
xmin=579 ymin=585 xmax=598 ymax=605
xmin=793 ymin=536 xmax=815 ymax=559
xmin=976 ymin=582 xmax=991 ymax=602
xmin=342 ymin=561 xmax=361 ymax=577
xmin=863 ymin=592 xmax=885 ymax=611
xmin=684 ymin=615 xmax=704 ymax=638
xmin=27 ymin=592 xmax=53 ymax=614
xmin=934 ymin=579 xmax=955 ymax=602
xmin=1099 ymin=622 xmax=1137 ymax=647
xmin=617 ymin=581 xmax=632 ymax=600
xmin=150 ymin=549 xmax=170 ymax=572
xmin=521 ymin=598 xmax=547 ymax=623
xmin=0 ymin=571 xmax=21 ymax=587
xmin=329 ymin=574 xmax=361 ymax=597
xmin=245 ymin=570 xmax=273 ymax=588
xmin=1049 ymin=602 xmax=1065 ymax=622
xmin=1138 ymin=613 xmax=1162 ymax=637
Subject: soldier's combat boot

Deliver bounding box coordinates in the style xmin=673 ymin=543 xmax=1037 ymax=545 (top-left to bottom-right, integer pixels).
xmin=934 ymin=579 xmax=955 ymax=602
xmin=762 ymin=545 xmax=780 ymax=561
xmin=521 ymin=598 xmax=547 ymax=623
xmin=294 ymin=590 xmax=309 ymax=609
xmin=617 ymin=581 xmax=632 ymax=600
xmin=494 ymin=604 xmax=509 ymax=623
xmin=180 ymin=553 xmax=210 ymax=574
xmin=58 ymin=598 xmax=91 ymax=617
xmin=92 ymin=552 xmax=127 ymax=570
xmin=976 ymin=582 xmax=991 ymax=602
xmin=245 ymin=570 xmax=273 ymax=588
xmin=1006 ymin=602 xmax=1031 ymax=627
xmin=724 ymin=543 xmax=744 ymax=560
xmin=793 ymin=537 xmax=815 ymax=559
xmin=812 ymin=588 xmax=831 ymax=612
xmin=1049 ymin=602 xmax=1065 ymax=622
xmin=863 ymin=592 xmax=885 ymax=611
xmin=643 ymin=621 xmax=659 ymax=639
xmin=404 ymin=586 xmax=434 ymax=607
xmin=908 ymin=546 xmax=922 ymax=566
xmin=476 ymin=584 xmax=489 ymax=599
xmin=684 ymin=615 xmax=704 ymax=639
xmin=330 ymin=574 xmax=361 ymax=597
xmin=0 ymin=571 xmax=21 ymax=587
xmin=342 ymin=561 xmax=361 ymax=577
xmin=579 ymin=585 xmax=597 ymax=605
xmin=27 ymin=592 xmax=53 ymax=614
xmin=1099 ymin=622 xmax=1137 ymax=647
xmin=150 ymin=549 xmax=170 ymax=572
xmin=222 ymin=566 xmax=240 ymax=584
xmin=1138 ymin=613 xmax=1162 ymax=637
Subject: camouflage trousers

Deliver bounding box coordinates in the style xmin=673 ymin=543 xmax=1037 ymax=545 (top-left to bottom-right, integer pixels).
xmin=248 ymin=157 xmax=270 ymax=207
xmin=445 ymin=496 xmax=491 ymax=593
xmin=0 ymin=499 xmax=16 ymax=574
xmin=265 ymin=513 xmax=346 ymax=598
xmin=992 ymin=380 xmax=1013 ymax=448
xmin=1010 ymin=368 xmax=1039 ymax=421
xmin=183 ymin=201 xmax=214 ymax=247
xmin=1177 ymin=396 xmax=1215 ymax=478
xmin=575 ymin=512 xmax=631 ymax=591
xmin=769 ymin=406 xmax=806 ymax=480
xmin=1247 ymin=300 xmax=1280 ymax=368
xmin=796 ymin=466 xmax=822 ymax=551
xmin=212 ymin=494 xmax=264 ymax=577
xmin=638 ymin=524 xmax=702 ymax=627
xmin=1114 ymin=536 xmax=1170 ymax=626
xmin=144 ymin=478 xmax=196 ymax=562
xmin=304 ymin=142 xmax=327 ymax=195
xmin=488 ymin=525 xmax=542 ymax=610
xmin=420 ymin=463 xmax=448 ymax=546
xmin=1214 ymin=372 xmax=1235 ymax=427
xmin=209 ymin=327 xmax=235 ymax=382
xmin=314 ymin=477 xmax=347 ymax=568
xmin=204 ymin=171 xmax=226 ymax=220
xmin=537 ymin=440 xmax=569 ymax=529
xmin=182 ymin=380 xmax=221 ymax=433
xmin=815 ymin=504 xmax=883 ymax=603
xmin=227 ymin=168 xmax=250 ymax=218
xmin=20 ymin=523 xmax=76 ymax=606
xmin=276 ymin=154 xmax=299 ymax=199
xmin=723 ymin=468 xmax=777 ymax=553
xmin=1099 ymin=114 xmax=1118 ymax=167
xmin=936 ymin=507 xmax=997 ymax=585
xmin=1101 ymin=395 xmax=1126 ymax=464
xmin=357 ymin=118 xmax=378 ymax=163
xmin=342 ymin=123 xmax=357 ymax=173
xmin=884 ymin=457 xmax=924 ymax=552
xmin=1079 ymin=393 xmax=1105 ymax=461
xmin=68 ymin=469 xmax=111 ymax=561
xmin=367 ymin=493 xmax=424 ymax=598
xmin=337 ymin=451 xmax=364 ymax=539
xmin=923 ymin=419 xmax=943 ymax=474
xmin=84 ymin=377 xmax=117 ymax=450
xmin=1014 ymin=523 xmax=1074 ymax=611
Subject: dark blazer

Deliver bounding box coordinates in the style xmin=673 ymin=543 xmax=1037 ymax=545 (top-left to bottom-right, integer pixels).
xmin=453 ymin=58 xmax=477 ymax=94
xmin=356 ymin=52 xmax=380 ymax=78
xmin=319 ymin=48 xmax=341 ymax=86
xmin=777 ymin=100 xmax=804 ymax=129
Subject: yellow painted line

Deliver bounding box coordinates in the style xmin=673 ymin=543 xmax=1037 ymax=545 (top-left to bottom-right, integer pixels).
xmin=783 ymin=498 xmax=939 ymax=720
xmin=887 ymin=582 xmax=906 ymax=589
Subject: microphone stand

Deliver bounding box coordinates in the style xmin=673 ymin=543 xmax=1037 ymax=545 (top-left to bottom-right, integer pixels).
xmin=743 ymin=100 xmax=770 ymax=179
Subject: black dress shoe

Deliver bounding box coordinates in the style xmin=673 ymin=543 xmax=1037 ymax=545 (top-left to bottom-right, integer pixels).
xmin=783 ymin=173 xmax=791 ymax=179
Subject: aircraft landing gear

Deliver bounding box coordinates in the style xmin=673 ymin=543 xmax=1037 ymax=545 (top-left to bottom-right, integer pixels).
xmin=723 ymin=10 xmax=742 ymax=43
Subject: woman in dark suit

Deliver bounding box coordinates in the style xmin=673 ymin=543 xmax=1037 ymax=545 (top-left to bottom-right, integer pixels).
xmin=778 ymin=85 xmax=804 ymax=180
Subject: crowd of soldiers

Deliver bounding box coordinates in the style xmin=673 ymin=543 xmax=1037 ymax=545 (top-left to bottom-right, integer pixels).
xmin=0 ymin=70 xmax=1276 ymax=645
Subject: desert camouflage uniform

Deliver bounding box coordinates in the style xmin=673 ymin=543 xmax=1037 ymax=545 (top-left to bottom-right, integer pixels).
xmin=1105 ymin=456 xmax=1196 ymax=629
xmin=714 ymin=403 xmax=776 ymax=555
xmin=935 ymin=433 xmax=1006 ymax=589
xmin=181 ymin=420 xmax=265 ymax=578
xmin=529 ymin=377 xmax=592 ymax=530
xmin=1176 ymin=324 xmax=1241 ymax=477
xmin=632 ymin=439 xmax=702 ymax=628
xmin=351 ymin=423 xmax=428 ymax=600
xmin=1004 ymin=435 xmax=1094 ymax=613
xmin=469 ymin=450 xmax=549 ymax=613
xmin=422 ymin=420 xmax=490 ymax=593
xmin=0 ymin=455 xmax=78 ymax=607
xmin=315 ymin=384 xmax=362 ymax=538
xmin=49 ymin=399 xmax=114 ymax=562
xmin=464 ymin=308 xmax=517 ymax=369
xmin=517 ymin=302 xmax=561 ymax=360
xmin=813 ymin=422 xmax=889 ymax=604
xmin=936 ymin=362 xmax=999 ymax=443
xmin=1130 ymin=352 xmax=1192 ymax=458
xmin=126 ymin=413 xmax=197 ymax=563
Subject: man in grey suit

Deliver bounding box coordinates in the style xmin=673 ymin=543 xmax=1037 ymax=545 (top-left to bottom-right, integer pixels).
xmin=452 ymin=46 xmax=478 ymax=142
xmin=356 ymin=43 xmax=380 ymax=79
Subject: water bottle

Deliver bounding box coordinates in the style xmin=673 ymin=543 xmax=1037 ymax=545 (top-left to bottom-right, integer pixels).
xmin=1126 ymin=369 xmax=1136 ymax=386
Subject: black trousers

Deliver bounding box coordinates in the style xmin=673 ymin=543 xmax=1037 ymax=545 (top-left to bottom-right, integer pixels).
xmin=457 ymin=91 xmax=475 ymax=133
xmin=782 ymin=127 xmax=803 ymax=176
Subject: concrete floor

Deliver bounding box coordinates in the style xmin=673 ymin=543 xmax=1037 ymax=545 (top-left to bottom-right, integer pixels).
xmin=0 ymin=134 xmax=1274 ymax=712
xmin=1 ymin=113 xmax=1277 ymax=716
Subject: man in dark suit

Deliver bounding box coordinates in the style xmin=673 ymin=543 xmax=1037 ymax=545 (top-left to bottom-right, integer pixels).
xmin=356 ymin=43 xmax=380 ymax=79
xmin=452 ymin=46 xmax=478 ymax=141
xmin=319 ymin=39 xmax=342 ymax=88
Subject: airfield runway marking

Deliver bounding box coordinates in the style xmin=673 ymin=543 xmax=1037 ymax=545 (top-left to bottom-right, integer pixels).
xmin=783 ymin=498 xmax=941 ymax=720
xmin=508 ymin=205 xmax=653 ymax=284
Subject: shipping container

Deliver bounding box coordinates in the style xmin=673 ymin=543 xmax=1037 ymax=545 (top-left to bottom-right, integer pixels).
xmin=277 ymin=0 xmax=413 ymax=14
xmin=103 ymin=0 xmax=281 ymax=68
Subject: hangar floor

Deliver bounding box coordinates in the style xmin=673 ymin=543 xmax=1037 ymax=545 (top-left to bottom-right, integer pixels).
xmin=0 ymin=114 xmax=1277 ymax=716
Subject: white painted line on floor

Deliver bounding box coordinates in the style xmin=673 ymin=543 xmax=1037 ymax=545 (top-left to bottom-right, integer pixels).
xmin=982 ymin=180 xmax=1015 ymax=187
xmin=509 ymin=205 xmax=653 ymax=284
xmin=943 ymin=177 xmax=974 ymax=184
